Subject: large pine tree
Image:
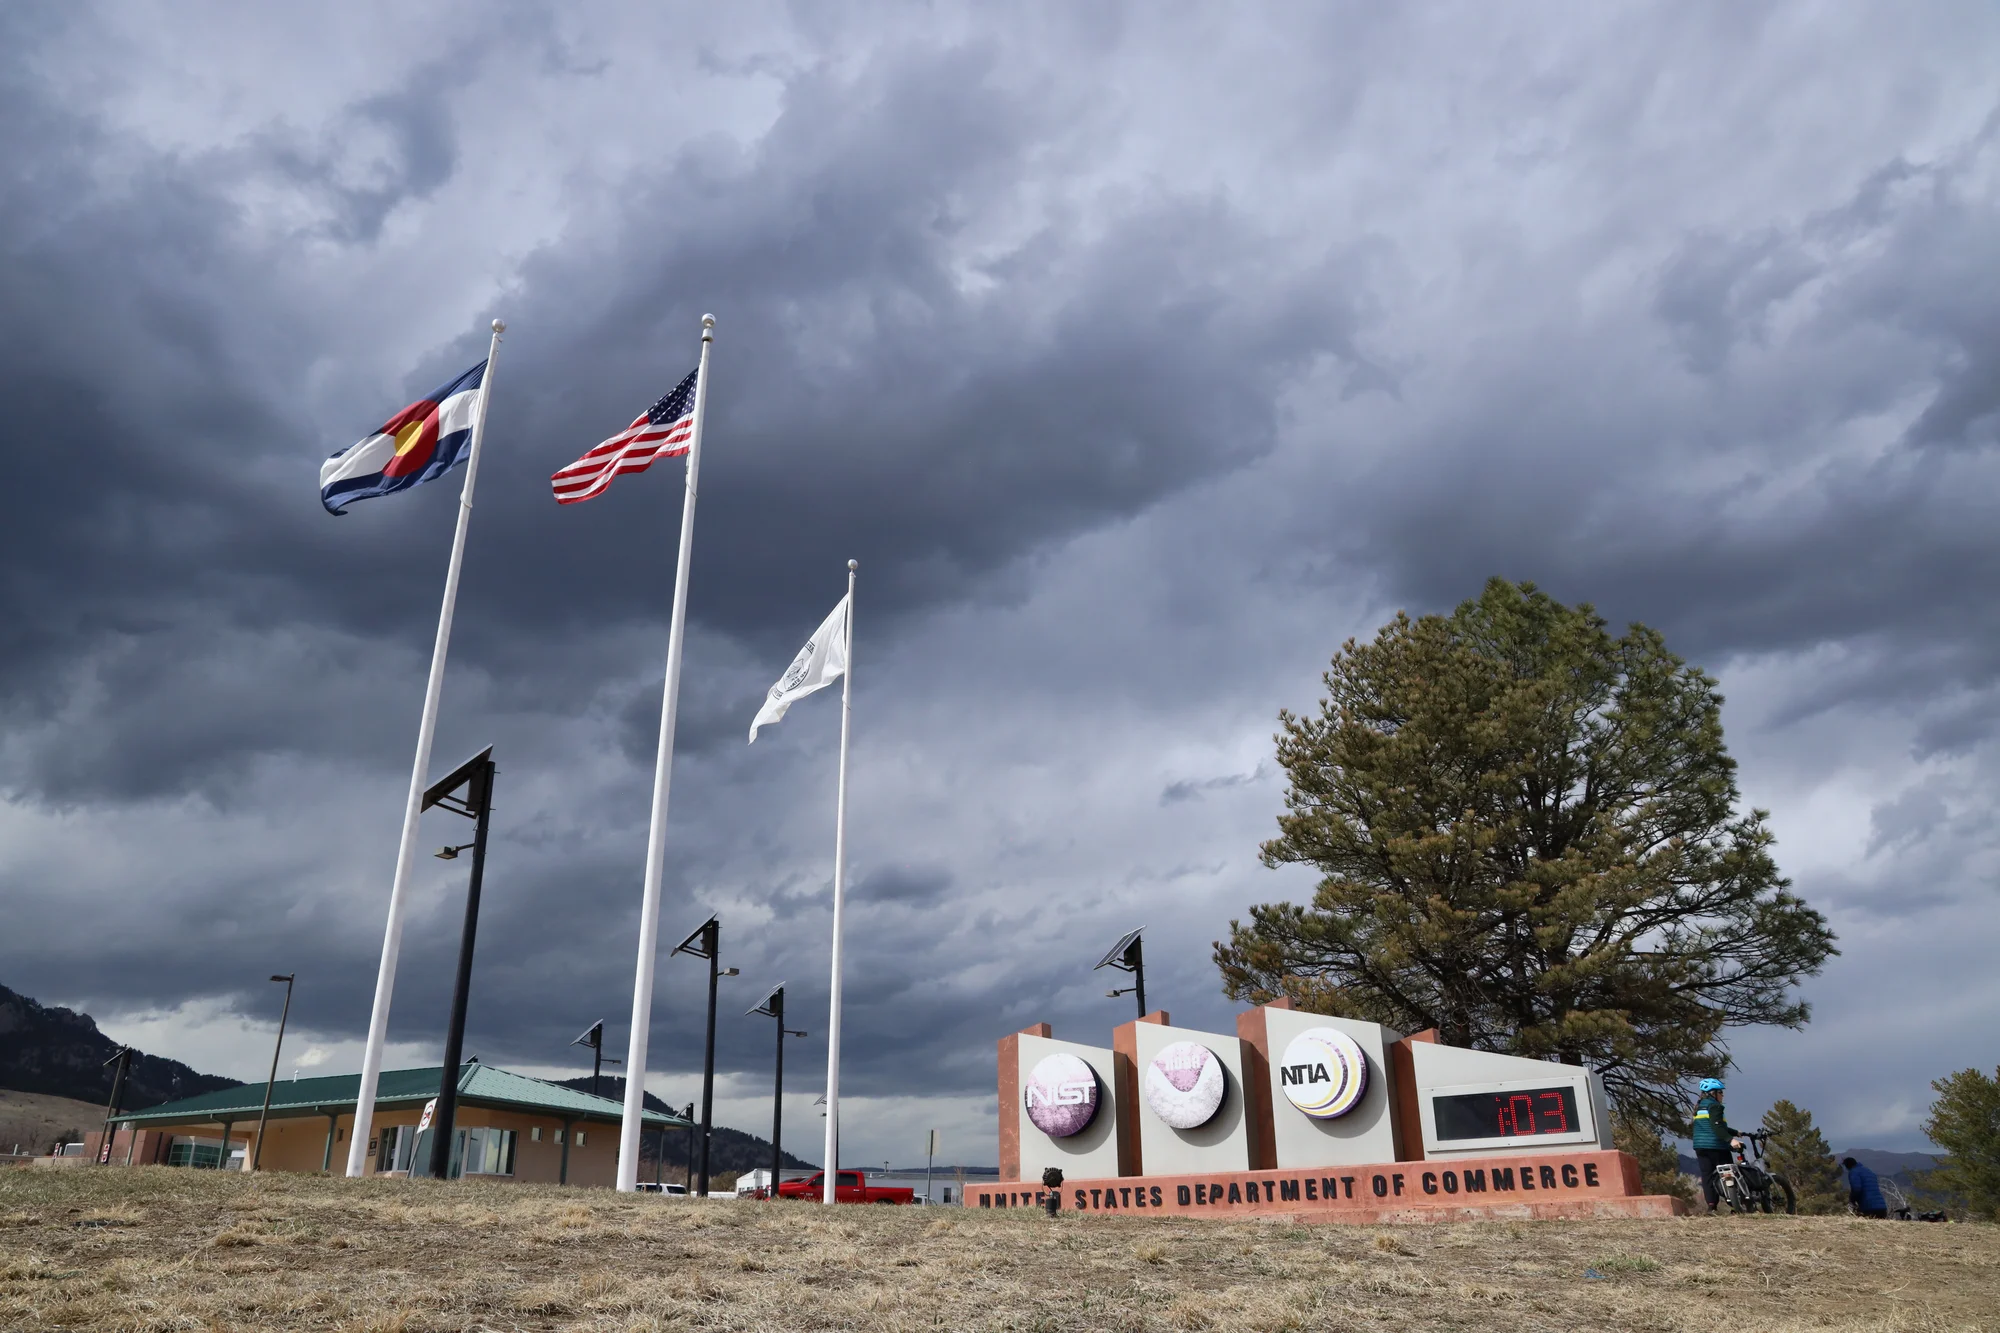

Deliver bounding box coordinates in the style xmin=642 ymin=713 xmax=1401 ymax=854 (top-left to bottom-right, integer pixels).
xmin=1921 ymin=1066 xmax=2000 ymax=1221
xmin=1759 ymin=1100 xmax=1843 ymax=1214
xmin=1611 ymin=1108 xmax=1695 ymax=1204
xmin=1215 ymin=579 xmax=1837 ymax=1127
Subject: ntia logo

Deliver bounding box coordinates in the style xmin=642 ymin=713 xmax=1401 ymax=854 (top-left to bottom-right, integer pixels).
xmin=1277 ymin=1027 xmax=1369 ymax=1120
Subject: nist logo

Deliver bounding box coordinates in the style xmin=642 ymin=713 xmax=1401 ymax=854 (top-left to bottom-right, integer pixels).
xmin=1024 ymin=1053 xmax=1100 ymax=1138
xmin=1025 ymin=1079 xmax=1095 ymax=1108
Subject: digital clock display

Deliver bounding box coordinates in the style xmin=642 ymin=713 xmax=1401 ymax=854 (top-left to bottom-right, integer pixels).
xmin=1432 ymin=1085 xmax=1582 ymax=1141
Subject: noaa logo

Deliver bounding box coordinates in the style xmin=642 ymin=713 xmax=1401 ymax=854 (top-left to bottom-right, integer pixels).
xmin=1144 ymin=1041 xmax=1226 ymax=1130
xmin=1023 ymin=1053 xmax=1099 ymax=1137
xmin=1278 ymin=1027 xmax=1368 ymax=1119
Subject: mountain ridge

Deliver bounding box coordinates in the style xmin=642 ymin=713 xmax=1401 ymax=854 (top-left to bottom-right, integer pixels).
xmin=0 ymin=983 xmax=239 ymax=1112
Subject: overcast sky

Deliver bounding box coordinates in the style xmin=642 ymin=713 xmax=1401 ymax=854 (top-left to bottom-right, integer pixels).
xmin=4 ymin=1 xmax=1998 ymax=1167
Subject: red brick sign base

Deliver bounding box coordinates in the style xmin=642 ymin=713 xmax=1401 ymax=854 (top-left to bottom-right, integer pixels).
xmin=964 ymin=1148 xmax=1688 ymax=1223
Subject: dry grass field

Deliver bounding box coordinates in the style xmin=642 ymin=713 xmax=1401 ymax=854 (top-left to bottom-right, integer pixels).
xmin=1 ymin=1166 xmax=1996 ymax=1332
xmin=0 ymin=1090 xmax=104 ymax=1158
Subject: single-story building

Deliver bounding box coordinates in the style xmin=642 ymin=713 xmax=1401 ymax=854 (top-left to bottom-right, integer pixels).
xmin=90 ymin=1060 xmax=689 ymax=1187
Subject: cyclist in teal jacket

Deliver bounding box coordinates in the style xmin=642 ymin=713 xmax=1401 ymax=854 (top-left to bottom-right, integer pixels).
xmin=1691 ymin=1078 xmax=1737 ymax=1212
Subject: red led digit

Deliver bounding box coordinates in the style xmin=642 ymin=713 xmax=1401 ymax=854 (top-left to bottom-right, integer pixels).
xmin=1509 ymin=1095 xmax=1536 ymax=1134
xmin=1540 ymin=1090 xmax=1569 ymax=1133
xmin=1495 ymin=1096 xmax=1511 ymax=1136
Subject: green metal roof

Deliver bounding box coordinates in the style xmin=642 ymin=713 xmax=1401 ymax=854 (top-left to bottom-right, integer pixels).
xmin=109 ymin=1062 xmax=688 ymax=1129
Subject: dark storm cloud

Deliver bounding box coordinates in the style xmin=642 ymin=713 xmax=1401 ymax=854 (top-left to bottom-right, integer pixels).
xmin=247 ymin=60 xmax=474 ymax=245
xmin=470 ymin=52 xmax=1379 ymax=651
xmin=1160 ymin=763 xmax=1270 ymax=806
xmin=0 ymin=36 xmax=441 ymax=769
xmin=0 ymin=25 xmax=1374 ymax=806
xmin=1340 ymin=127 xmax=2000 ymax=708
xmin=853 ymin=863 xmax=951 ymax=903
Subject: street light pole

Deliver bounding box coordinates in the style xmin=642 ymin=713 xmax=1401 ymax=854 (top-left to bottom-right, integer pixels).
xmin=750 ymin=984 xmax=805 ymax=1201
xmin=96 ymin=1047 xmax=131 ymax=1165
xmin=1130 ymin=936 xmax=1147 ymax=1018
xmin=422 ymin=746 xmax=497 ymax=1181
xmin=1094 ymin=927 xmax=1148 ymax=1020
xmin=252 ymin=974 xmax=295 ymax=1171
xmin=702 ymin=943 xmax=717 ymax=1195
xmin=672 ymin=916 xmax=736 ymax=1198
xmin=772 ymin=1007 xmax=784 ymax=1199
xmin=571 ymin=1021 xmax=622 ymax=1099
xmin=681 ymin=1101 xmax=695 ymax=1191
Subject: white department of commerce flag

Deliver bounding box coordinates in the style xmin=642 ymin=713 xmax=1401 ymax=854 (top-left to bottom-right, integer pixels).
xmin=749 ymin=594 xmax=851 ymax=742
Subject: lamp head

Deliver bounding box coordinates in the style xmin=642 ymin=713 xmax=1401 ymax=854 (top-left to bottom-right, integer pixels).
xmin=270 ymin=974 xmax=293 ymax=983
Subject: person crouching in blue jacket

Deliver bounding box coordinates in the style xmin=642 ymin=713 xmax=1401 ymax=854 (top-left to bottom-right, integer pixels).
xmin=1842 ymin=1157 xmax=1888 ymax=1219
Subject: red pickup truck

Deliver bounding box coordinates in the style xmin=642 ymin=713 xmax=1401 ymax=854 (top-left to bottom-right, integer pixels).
xmin=767 ymin=1170 xmax=917 ymax=1204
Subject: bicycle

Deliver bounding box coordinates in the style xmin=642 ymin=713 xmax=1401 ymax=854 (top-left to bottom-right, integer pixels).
xmin=1865 ymin=1178 xmax=1948 ymax=1222
xmin=1712 ymin=1130 xmax=1797 ymax=1215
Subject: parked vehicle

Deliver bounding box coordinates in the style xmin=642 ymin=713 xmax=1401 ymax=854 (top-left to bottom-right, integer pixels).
xmin=636 ymin=1182 xmax=688 ymax=1196
xmin=1713 ymin=1131 xmax=1797 ymax=1215
xmin=763 ymin=1170 xmax=917 ymax=1204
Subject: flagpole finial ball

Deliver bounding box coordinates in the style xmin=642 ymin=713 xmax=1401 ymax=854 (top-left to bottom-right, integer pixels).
xmin=491 ymin=319 xmax=505 ymax=333
xmin=848 ymin=559 xmax=858 ymax=572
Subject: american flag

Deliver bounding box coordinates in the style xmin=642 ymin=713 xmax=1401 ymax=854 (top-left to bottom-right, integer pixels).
xmin=551 ymin=367 xmax=700 ymax=504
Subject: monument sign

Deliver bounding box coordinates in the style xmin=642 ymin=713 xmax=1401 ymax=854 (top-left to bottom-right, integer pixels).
xmin=975 ymin=1001 xmax=1683 ymax=1222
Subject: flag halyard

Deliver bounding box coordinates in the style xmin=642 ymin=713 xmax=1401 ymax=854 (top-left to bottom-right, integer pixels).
xmin=552 ymin=367 xmax=700 ymax=504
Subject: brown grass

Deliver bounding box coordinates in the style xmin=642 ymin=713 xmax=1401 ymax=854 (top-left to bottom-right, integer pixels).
xmin=1 ymin=1166 xmax=1995 ymax=1331
xmin=0 ymin=1089 xmax=107 ymax=1157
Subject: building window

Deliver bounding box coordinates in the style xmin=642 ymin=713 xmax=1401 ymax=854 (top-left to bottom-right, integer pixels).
xmin=376 ymin=1125 xmax=415 ymax=1173
xmin=166 ymin=1139 xmax=227 ymax=1169
xmin=531 ymin=1126 xmax=542 ymax=1142
xmin=454 ymin=1127 xmax=516 ymax=1177
xmin=574 ymin=1131 xmax=587 ymax=1148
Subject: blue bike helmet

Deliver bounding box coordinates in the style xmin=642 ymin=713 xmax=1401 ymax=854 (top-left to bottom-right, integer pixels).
xmin=1699 ymin=1078 xmax=1725 ymax=1093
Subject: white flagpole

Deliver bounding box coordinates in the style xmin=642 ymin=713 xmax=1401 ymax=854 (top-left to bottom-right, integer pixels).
xmin=346 ymin=319 xmax=506 ymax=1177
xmin=821 ymin=559 xmax=856 ymax=1204
xmin=616 ymin=313 xmax=717 ymax=1192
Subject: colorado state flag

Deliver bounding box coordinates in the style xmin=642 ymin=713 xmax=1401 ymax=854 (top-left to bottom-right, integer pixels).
xmin=320 ymin=361 xmax=487 ymax=514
